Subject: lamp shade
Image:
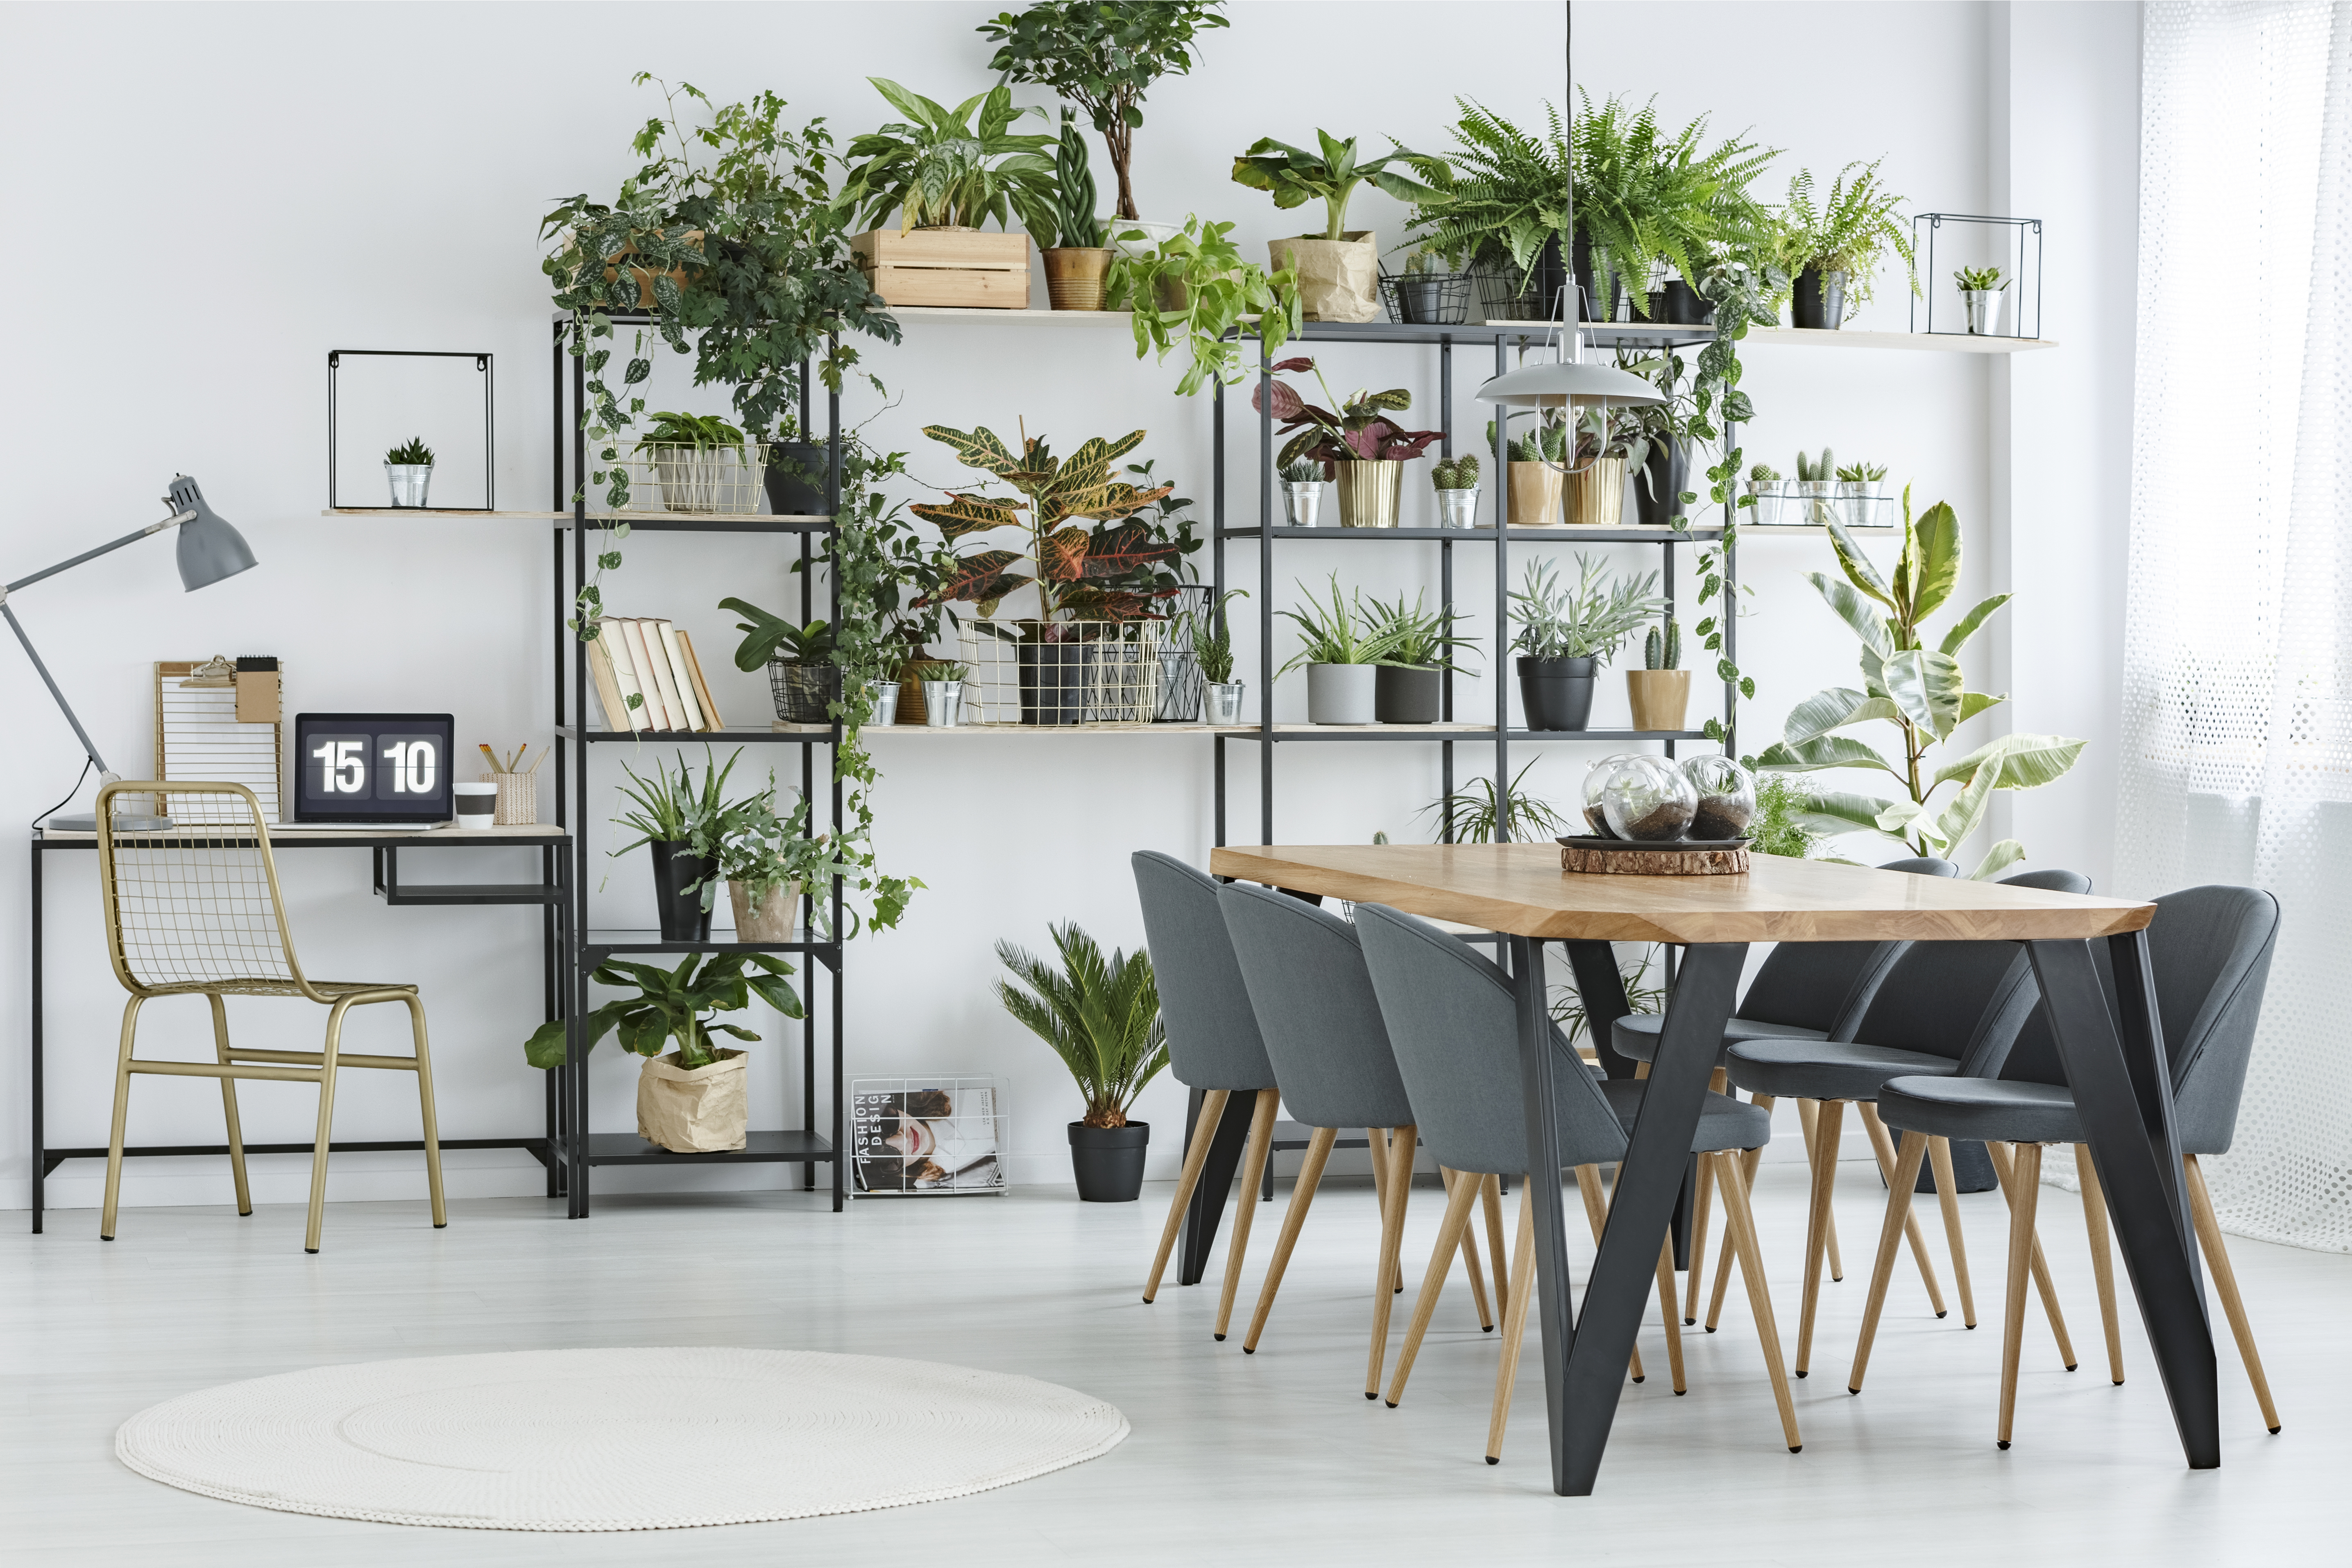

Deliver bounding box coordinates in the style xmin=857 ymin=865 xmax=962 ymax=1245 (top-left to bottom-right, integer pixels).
xmin=1473 ymin=358 xmax=1664 ymax=409
xmin=166 ymin=474 xmax=258 ymax=591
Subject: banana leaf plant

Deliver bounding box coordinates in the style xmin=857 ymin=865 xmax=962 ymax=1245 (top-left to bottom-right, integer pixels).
xmin=523 ymin=951 xmax=802 ymax=1071
xmin=909 ymin=425 xmax=1180 ymax=634
xmin=1752 ymin=488 xmax=2083 ymax=878
xmin=1230 ymin=130 xmax=1442 ymax=240
xmin=1249 ymin=356 xmax=1442 ymax=473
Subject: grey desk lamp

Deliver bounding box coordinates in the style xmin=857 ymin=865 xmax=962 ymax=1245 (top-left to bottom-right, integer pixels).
xmin=2 ymin=475 xmax=259 ymax=832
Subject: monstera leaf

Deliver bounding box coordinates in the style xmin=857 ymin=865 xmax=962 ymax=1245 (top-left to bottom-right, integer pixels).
xmin=909 ymin=492 xmax=1022 ymax=540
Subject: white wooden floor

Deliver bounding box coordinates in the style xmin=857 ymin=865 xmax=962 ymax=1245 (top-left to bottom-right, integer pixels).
xmin=5 ymin=1165 xmax=2342 ymax=1566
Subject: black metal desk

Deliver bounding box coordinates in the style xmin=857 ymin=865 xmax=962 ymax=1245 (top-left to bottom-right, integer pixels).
xmin=27 ymin=824 xmax=570 ymax=1232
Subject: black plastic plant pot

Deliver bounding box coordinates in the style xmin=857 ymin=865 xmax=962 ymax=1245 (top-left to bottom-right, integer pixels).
xmin=763 ymin=441 xmax=829 ymax=517
xmin=1068 ymin=1121 xmax=1149 ymax=1202
xmin=1374 ymin=664 xmax=1444 ymax=724
xmin=1516 ymin=655 xmax=1598 ymax=731
xmin=1394 ymin=275 xmax=1468 ymax=326
xmin=1635 ymin=440 xmax=1689 ymax=529
xmin=1018 ymin=642 xmax=1094 ymax=726
xmin=1791 ymin=267 xmax=1847 ymax=330
xmin=648 ymin=840 xmax=716 ymax=942
xmin=1652 ymin=279 xmax=1716 ymax=325
xmin=768 ymin=660 xmax=838 ymax=724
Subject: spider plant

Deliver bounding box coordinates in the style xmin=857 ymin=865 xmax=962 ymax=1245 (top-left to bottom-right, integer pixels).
xmin=1509 ymin=556 xmax=1665 ymax=661
xmin=1418 ymin=759 xmax=1570 ymax=844
xmin=1275 ymin=574 xmax=1404 ymax=672
xmin=995 ymin=922 xmax=1169 ymax=1128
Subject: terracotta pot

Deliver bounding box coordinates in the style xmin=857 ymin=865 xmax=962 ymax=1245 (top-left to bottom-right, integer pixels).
xmin=728 ymin=880 xmax=802 ymax=943
xmin=1626 ymin=670 xmax=1693 ymax=732
xmin=1569 ymin=457 xmax=1627 ymax=528
xmin=1041 ymin=247 xmax=1113 ymax=310
xmin=1507 ymin=462 xmax=1566 ymax=528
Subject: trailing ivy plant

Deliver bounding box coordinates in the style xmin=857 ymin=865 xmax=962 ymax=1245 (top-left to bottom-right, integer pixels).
xmin=1104 ymin=217 xmax=1301 ymax=396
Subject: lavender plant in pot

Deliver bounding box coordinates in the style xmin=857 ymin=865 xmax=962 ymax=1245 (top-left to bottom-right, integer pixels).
xmin=997 ymin=922 xmax=1169 ymax=1202
xmin=1508 ymin=555 xmax=1663 ymax=731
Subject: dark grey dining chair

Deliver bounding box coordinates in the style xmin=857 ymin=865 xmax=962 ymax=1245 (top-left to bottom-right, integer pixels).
xmin=1611 ymin=855 xmax=1958 ymax=1324
xmin=1867 ymin=884 xmax=2282 ymax=1448
xmin=1132 ymin=852 xmax=1286 ymax=1309
xmin=1354 ymin=900 xmax=1801 ymax=1463
xmin=1723 ymin=867 xmax=2096 ymax=1378
xmin=1217 ymin=881 xmax=1499 ymax=1384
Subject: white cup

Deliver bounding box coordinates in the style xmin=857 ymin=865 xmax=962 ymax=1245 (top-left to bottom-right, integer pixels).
xmin=453 ymin=782 xmax=498 ymax=828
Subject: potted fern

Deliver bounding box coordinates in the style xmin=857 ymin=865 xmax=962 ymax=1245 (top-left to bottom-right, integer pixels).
xmin=1509 ymin=556 xmax=1663 ymax=730
xmin=996 ymin=922 xmax=1169 ymax=1202
xmin=1039 ymin=109 xmax=1112 ymax=310
xmin=1627 ymin=616 xmax=1690 ymax=731
xmin=383 ymin=437 xmax=434 ymax=508
xmin=1277 ymin=575 xmax=1403 ymax=724
xmin=1776 ymin=160 xmax=1917 ymax=329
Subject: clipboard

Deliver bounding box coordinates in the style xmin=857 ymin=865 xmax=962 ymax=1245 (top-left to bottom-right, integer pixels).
xmin=155 ymin=657 xmax=283 ymax=823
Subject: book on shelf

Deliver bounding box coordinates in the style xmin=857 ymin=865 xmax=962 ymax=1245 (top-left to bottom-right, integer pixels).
xmin=675 ymin=629 xmax=725 ymax=730
xmin=585 ymin=618 xmax=728 ymax=734
xmin=616 ymin=620 xmax=673 ymax=729
xmin=584 ymin=636 xmax=641 ymax=734
xmin=653 ymin=621 xmax=706 ymax=731
xmin=630 ymin=619 xmax=691 ymax=730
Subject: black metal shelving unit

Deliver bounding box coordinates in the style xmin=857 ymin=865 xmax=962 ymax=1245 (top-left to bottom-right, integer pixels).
xmin=547 ymin=317 xmax=850 ymax=1215
xmin=1208 ymin=319 xmax=1740 ymax=847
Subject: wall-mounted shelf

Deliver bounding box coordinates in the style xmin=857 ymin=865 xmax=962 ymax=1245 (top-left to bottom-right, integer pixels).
xmin=1217 ymin=525 xmax=1730 ymax=542
xmin=322 ymin=508 xmax=830 ymax=528
xmin=1741 ymin=326 xmax=2057 ymax=353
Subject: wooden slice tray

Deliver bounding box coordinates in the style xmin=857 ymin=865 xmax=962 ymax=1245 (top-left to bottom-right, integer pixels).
xmin=1556 ymin=836 xmax=1751 ymax=876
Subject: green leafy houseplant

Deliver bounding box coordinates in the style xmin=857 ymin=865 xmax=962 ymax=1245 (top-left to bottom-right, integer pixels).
xmin=523 ymin=950 xmax=802 ymax=1071
xmin=1405 ymin=98 xmax=1566 ymax=287
xmin=1752 ymin=492 xmax=2085 ymax=877
xmin=713 ymin=779 xmax=861 ymax=934
xmin=1748 ymin=772 xmax=1821 ymax=859
xmin=384 ymin=437 xmax=433 ymax=466
xmin=1775 ymin=160 xmax=1919 ymax=315
xmin=1104 ymin=216 xmax=1301 ymax=395
xmin=1230 ymin=130 xmax=1440 ymax=241
xmin=1509 ymin=556 xmax=1664 ymax=660
xmin=1275 ymin=575 xmax=1404 ymax=672
xmin=1570 ymin=91 xmax=1778 ymax=318
xmin=719 ymin=602 xmax=835 ymax=668
xmin=639 ymin=410 xmax=746 ymax=450
xmin=978 ymin=0 xmax=1229 ymax=223
xmin=1255 ymin=356 xmax=1443 ymax=470
xmin=836 ymin=79 xmax=1057 ymax=239
xmin=995 ymin=923 xmax=1169 ymax=1127
xmin=1418 ymin=759 xmax=1568 ymax=844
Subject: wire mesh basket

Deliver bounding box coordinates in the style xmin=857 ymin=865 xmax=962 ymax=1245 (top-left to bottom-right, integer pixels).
xmin=956 ymin=619 xmax=1171 ymax=727
xmin=613 ymin=442 xmax=766 ymax=514
xmin=767 ymin=659 xmax=839 ymax=724
xmin=1153 ymin=585 xmax=1208 ymax=722
xmin=850 ymin=1076 xmax=1007 ymax=1196
xmin=1379 ymin=270 xmax=1473 ymax=326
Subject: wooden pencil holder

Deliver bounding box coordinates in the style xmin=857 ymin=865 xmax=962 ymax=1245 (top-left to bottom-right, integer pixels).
xmin=486 ymin=772 xmax=537 ymax=826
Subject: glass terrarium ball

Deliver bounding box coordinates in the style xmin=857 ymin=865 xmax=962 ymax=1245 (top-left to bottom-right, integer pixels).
xmin=1579 ymin=754 xmax=1637 ymax=838
xmin=1599 ymin=755 xmax=1698 ymax=843
xmin=1681 ymin=755 xmax=1757 ymax=841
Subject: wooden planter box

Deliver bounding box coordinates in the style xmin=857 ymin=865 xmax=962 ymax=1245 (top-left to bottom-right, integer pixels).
xmin=852 ymin=228 xmax=1030 ymax=309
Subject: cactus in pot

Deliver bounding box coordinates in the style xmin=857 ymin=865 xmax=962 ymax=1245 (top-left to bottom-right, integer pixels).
xmin=1794 ymin=447 xmax=1836 ymax=526
xmin=1628 ymin=614 xmax=1690 ymax=733
xmin=1430 ymin=452 xmax=1481 ymax=528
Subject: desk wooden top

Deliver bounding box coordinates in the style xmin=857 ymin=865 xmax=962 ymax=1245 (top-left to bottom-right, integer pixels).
xmin=37 ymin=825 xmax=569 ymax=844
xmin=1210 ymin=843 xmax=2154 ymax=945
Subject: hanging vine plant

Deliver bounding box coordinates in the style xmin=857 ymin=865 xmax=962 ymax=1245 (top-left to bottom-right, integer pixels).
xmin=1681 ymin=255 xmax=1784 ymax=749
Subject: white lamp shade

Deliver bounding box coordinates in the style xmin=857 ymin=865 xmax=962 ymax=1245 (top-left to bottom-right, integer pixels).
xmin=1473 ymin=358 xmax=1664 ymax=409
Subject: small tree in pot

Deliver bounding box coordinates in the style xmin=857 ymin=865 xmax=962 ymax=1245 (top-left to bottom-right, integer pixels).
xmin=1252 ymin=356 xmax=1441 ymax=528
xmin=997 ymin=922 xmax=1169 ymax=1201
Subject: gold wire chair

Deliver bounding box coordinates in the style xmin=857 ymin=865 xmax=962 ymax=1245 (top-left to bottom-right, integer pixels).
xmin=94 ymin=780 xmax=445 ymax=1252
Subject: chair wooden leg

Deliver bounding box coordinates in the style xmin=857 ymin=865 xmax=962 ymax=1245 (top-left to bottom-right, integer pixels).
xmin=1988 ymin=1140 xmax=2077 ymax=1370
xmin=305 ymin=999 xmax=353 ymax=1254
xmin=1858 ymin=1103 xmax=1948 ymax=1319
xmin=403 ymin=995 xmax=446 ymax=1229
xmin=2185 ymin=1154 xmax=2280 ymax=1433
xmin=1797 ymin=1098 xmax=1844 ymax=1280
xmin=1705 ymin=1095 xmax=1773 ymax=1334
xmin=1795 ymin=1099 xmax=1845 ymax=1376
xmin=1927 ymin=1136 xmax=1976 ymax=1328
xmin=1243 ymin=1126 xmax=1335 ymax=1352
xmin=1577 ymin=1165 xmax=1644 ymax=1384
xmin=1386 ymin=1167 xmax=1481 ymax=1406
xmin=1718 ymin=1151 xmax=1803 ymax=1452
xmin=1364 ymin=1124 xmax=1417 ymax=1398
xmin=2075 ymin=1143 xmax=2123 ymax=1383
xmin=1681 ymin=1149 xmax=1715 ymax=1326
xmin=1480 ymin=1173 xmax=1509 ymax=1316
xmin=1368 ymin=1129 xmax=1400 ymax=1293
xmin=100 ymin=995 xmax=145 ymax=1242
xmin=1998 ymin=1143 xmax=2045 ymax=1448
xmin=1654 ymin=1235 xmax=1688 ymax=1394
xmin=1486 ymin=1176 xmax=1538 ymax=1464
xmin=1847 ymin=1129 xmax=1929 ymax=1393
xmin=1214 ymin=1088 xmax=1281 ymax=1340
xmin=1144 ymin=1088 xmax=1228 ymax=1302
xmin=208 ymin=995 xmax=251 ymax=1218
xmin=1450 ymin=1171 xmax=1495 ymax=1331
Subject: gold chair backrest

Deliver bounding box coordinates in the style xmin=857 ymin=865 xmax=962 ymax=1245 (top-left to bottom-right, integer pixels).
xmin=94 ymin=780 xmax=315 ymax=999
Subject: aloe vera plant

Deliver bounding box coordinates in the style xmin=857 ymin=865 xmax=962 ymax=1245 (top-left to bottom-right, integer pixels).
xmin=384 ymin=437 xmax=434 ymax=466
xmin=1275 ymin=574 xmax=1404 ymax=671
xmin=1752 ymin=489 xmax=2084 ymax=877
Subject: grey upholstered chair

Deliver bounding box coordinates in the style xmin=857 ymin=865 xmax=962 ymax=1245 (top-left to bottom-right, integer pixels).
xmin=1354 ymin=900 xmax=1800 ymax=1463
xmin=1866 ymin=884 xmax=2282 ymax=1448
xmin=1217 ymin=881 xmax=1500 ymax=1380
xmin=1611 ymin=855 xmax=1958 ymax=1325
xmin=1132 ymin=852 xmax=1285 ymax=1309
xmin=1723 ymin=867 xmax=2096 ymax=1378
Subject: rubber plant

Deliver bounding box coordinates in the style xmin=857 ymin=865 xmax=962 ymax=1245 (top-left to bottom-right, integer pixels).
xmin=1752 ymin=492 xmax=2084 ymax=877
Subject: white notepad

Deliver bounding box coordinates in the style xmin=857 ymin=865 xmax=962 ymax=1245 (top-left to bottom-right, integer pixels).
xmin=156 ymin=662 xmax=282 ymax=823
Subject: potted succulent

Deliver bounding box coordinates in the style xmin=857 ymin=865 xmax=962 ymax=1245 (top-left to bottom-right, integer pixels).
xmin=979 ymin=0 xmax=1230 ymax=247
xmin=1954 ymin=264 xmax=2010 ymax=335
xmin=610 ymin=747 xmax=744 ymax=942
xmin=523 ymin=947 xmax=802 ymax=1153
xmin=638 ymin=410 xmax=763 ymax=514
xmin=995 ymin=921 xmax=1169 ymax=1202
xmin=913 ymin=659 xmax=969 ymax=727
xmin=1508 ymin=555 xmax=1663 ymax=730
xmin=1775 ymin=160 xmax=1917 ymax=329
xmin=1192 ymin=589 xmax=1247 ymax=723
xmin=1277 ymin=575 xmax=1402 ymax=724
xmin=1232 ymin=130 xmax=1440 ymax=322
xmin=1253 ymin=356 xmax=1441 ymax=528
xmin=1431 ymin=453 xmax=1481 ymax=528
xmin=723 ymin=599 xmax=838 ymax=724
xmin=1792 ymin=448 xmax=1837 ymax=526
xmin=835 ymin=80 xmax=1057 ymax=308
xmin=1627 ymin=617 xmax=1691 ymax=732
xmin=1038 ymin=109 xmax=1112 ymax=310
xmin=383 ymin=437 xmax=434 ymax=508
xmin=1837 ymin=459 xmax=1889 ymax=528
xmin=1280 ymin=459 xmax=1325 ymax=527
xmin=1105 ymin=216 xmax=1300 ymax=396
xmin=1365 ymin=591 xmax=1473 ymax=724
xmin=1747 ymin=462 xmax=1785 ymax=525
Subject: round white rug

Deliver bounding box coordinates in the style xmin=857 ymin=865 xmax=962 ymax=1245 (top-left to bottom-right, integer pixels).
xmin=116 ymin=1347 xmax=1128 ymax=1531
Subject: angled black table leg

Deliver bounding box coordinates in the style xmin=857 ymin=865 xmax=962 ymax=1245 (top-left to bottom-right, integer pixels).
xmin=1522 ymin=936 xmax=1746 ymax=1496
xmin=2031 ymin=934 xmax=2218 ymax=1468
xmin=1176 ymin=1085 xmax=1259 ymax=1287
xmin=1563 ymin=939 xmax=1694 ymax=1267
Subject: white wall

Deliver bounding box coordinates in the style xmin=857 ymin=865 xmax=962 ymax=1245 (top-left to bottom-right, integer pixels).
xmin=0 ymin=1 xmax=2139 ymax=1212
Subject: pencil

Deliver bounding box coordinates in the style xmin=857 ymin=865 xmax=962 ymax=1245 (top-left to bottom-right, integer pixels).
xmin=478 ymin=743 xmax=500 ymax=774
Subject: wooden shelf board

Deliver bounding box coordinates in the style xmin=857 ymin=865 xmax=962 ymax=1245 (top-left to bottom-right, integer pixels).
xmin=324 ymin=509 xmax=831 ymax=524
xmin=1740 ymin=326 xmax=2057 ymax=353
xmin=891 ymin=305 xmax=1134 ymax=324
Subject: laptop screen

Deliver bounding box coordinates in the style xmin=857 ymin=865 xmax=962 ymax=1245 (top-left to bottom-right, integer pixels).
xmin=293 ymin=712 xmax=456 ymax=825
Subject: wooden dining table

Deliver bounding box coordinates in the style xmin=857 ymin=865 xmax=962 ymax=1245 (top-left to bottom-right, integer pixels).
xmin=1210 ymin=843 xmax=2217 ymax=1496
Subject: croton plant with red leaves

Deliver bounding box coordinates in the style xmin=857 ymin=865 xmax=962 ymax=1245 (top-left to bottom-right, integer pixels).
xmin=1249 ymin=355 xmax=1443 ymax=474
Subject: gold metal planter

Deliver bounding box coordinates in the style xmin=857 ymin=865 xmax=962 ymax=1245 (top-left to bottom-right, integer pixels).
xmin=1335 ymin=460 xmax=1403 ymax=527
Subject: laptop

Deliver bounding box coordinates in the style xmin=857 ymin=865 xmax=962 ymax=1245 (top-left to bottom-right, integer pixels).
xmin=293 ymin=712 xmax=457 ymax=828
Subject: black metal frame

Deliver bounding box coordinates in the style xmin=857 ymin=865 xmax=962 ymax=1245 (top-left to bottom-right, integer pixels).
xmin=26 ymin=829 xmax=571 ymax=1232
xmin=1910 ymin=213 xmax=2044 ymax=340
xmin=327 ymin=349 xmax=496 ymax=511
xmin=548 ymin=317 xmax=849 ymax=1217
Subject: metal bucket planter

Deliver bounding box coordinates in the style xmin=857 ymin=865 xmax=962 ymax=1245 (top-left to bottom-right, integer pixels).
xmin=1283 ymin=480 xmax=1324 ymax=528
xmin=1205 ymin=682 xmax=1246 ymax=724
xmin=1436 ymin=487 xmax=1480 ymax=528
xmin=921 ymin=680 xmax=963 ymax=727
xmin=1017 ymin=641 xmax=1094 ymax=726
xmin=1962 ymin=288 xmax=2006 ymax=335
xmin=1334 ymin=461 xmax=1403 ymax=528
xmin=384 ymin=463 xmax=432 ymax=508
xmin=1792 ymin=267 xmax=1848 ymax=329
xmin=767 ymin=659 xmax=838 ymax=724
xmin=1508 ymin=463 xmax=1566 ymax=528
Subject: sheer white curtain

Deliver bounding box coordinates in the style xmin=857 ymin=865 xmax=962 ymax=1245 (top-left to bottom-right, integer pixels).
xmin=2116 ymin=1 xmax=2352 ymax=1249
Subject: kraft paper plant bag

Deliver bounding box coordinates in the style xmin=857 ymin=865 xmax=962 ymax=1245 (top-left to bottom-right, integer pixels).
xmin=1269 ymin=231 xmax=1380 ymax=323
xmin=637 ymin=1048 xmax=750 ymax=1152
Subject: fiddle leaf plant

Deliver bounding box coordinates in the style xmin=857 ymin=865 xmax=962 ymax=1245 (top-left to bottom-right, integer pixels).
xmin=1752 ymin=489 xmax=2083 ymax=877
xmin=523 ymin=951 xmax=802 ymax=1071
